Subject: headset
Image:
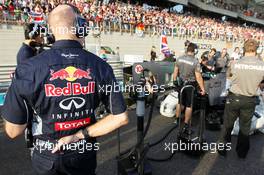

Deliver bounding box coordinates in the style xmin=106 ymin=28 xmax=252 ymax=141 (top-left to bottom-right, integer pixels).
xmin=67 ymin=4 xmax=89 ymax=38
xmin=194 ymin=44 xmax=199 ymax=55
xmin=29 ymin=25 xmax=39 ymax=39
xmin=25 ymin=23 xmax=41 ymax=39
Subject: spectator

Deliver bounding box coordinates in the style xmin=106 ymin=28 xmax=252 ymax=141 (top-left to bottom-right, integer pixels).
xmin=29 ymin=2 xmax=45 ymax=25
xmin=8 ymin=1 xmax=15 ymax=19
xmin=216 ymin=48 xmax=230 ymax=72
xmin=231 ymin=47 xmax=241 ymax=61
xmin=116 ymin=46 xmax=120 ymax=57
xmin=21 ymin=4 xmax=30 ymax=23
xmin=150 ymin=46 xmax=157 ymax=61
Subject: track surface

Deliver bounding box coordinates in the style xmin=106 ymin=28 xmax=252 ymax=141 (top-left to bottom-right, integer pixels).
xmin=0 ymin=107 xmax=264 ymax=175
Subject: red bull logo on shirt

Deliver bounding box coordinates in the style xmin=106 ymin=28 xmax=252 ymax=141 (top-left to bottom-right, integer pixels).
xmin=50 ymin=66 xmax=92 ymax=81
xmin=45 ymin=66 xmax=95 ymax=97
xmin=45 ymin=82 xmax=95 ymax=97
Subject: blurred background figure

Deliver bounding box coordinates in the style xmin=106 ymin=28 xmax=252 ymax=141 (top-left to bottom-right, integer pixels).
xmin=163 ymin=50 xmax=176 ymax=62
xmin=201 ymin=48 xmax=217 ymax=73
xmin=216 ymin=48 xmax=230 ymax=73
xmin=231 ymin=47 xmax=241 ymax=61
xmin=150 ymin=46 xmax=157 ymax=61
xmin=116 ymin=46 xmax=120 ymax=57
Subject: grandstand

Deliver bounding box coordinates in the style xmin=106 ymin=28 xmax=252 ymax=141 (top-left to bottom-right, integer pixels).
xmin=0 ymin=0 xmax=263 ymax=65
xmin=0 ymin=0 xmax=263 ymax=39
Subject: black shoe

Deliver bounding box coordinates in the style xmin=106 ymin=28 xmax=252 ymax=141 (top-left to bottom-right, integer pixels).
xmin=181 ymin=123 xmax=191 ymax=135
xmin=217 ymin=143 xmax=228 ymax=157
xmin=217 ymin=149 xmax=227 ymax=157
xmin=237 ymin=152 xmax=247 ymax=159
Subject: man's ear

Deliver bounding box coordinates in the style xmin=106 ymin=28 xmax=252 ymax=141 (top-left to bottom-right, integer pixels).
xmin=260 ymin=79 xmax=264 ymax=90
xmin=260 ymin=83 xmax=264 ymax=91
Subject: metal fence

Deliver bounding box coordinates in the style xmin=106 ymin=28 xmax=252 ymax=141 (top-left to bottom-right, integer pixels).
xmin=1 ymin=11 xmax=263 ymax=43
xmin=0 ymin=62 xmax=125 ymax=89
xmin=108 ymin=61 xmax=124 ymax=82
xmin=83 ymin=21 xmax=251 ymax=43
xmin=0 ymin=65 xmax=16 ymax=91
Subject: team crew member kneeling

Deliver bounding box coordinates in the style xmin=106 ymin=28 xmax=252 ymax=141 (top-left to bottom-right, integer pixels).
xmin=218 ymin=39 xmax=264 ymax=158
xmin=1 ymin=5 xmax=128 ymax=175
xmin=173 ymin=43 xmax=205 ymax=133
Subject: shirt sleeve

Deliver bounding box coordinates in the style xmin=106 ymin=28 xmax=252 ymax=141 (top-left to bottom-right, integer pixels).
xmin=194 ymin=61 xmax=202 ymax=72
xmin=100 ymin=66 xmax=127 ymax=115
xmin=16 ymin=44 xmax=35 ymax=65
xmin=1 ymin=63 xmax=34 ymax=124
xmin=2 ymin=80 xmax=28 ymax=124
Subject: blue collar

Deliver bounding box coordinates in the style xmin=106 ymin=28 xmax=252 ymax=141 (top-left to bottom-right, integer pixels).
xmin=51 ymin=40 xmax=83 ymax=49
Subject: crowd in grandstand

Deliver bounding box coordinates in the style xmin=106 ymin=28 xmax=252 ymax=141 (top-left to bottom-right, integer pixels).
xmin=201 ymin=0 xmax=242 ymax=12
xmin=243 ymin=9 xmax=264 ymax=20
xmin=0 ymin=0 xmax=263 ymax=43
xmin=201 ymin=0 xmax=264 ymax=20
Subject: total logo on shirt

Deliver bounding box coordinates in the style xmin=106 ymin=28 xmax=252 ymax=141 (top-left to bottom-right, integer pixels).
xmin=55 ymin=118 xmax=91 ymax=131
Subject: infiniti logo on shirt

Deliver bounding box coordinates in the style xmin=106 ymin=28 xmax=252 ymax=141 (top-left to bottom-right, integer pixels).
xmin=59 ymin=97 xmax=85 ymax=110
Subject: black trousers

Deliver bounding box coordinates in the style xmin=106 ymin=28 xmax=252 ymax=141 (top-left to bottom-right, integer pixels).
xmin=32 ymin=150 xmax=97 ymax=175
xmin=177 ymin=82 xmax=197 ymax=108
xmin=219 ymin=93 xmax=256 ymax=158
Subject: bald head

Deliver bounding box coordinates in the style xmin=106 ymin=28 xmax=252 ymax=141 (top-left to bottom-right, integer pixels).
xmin=48 ymin=5 xmax=77 ymax=40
